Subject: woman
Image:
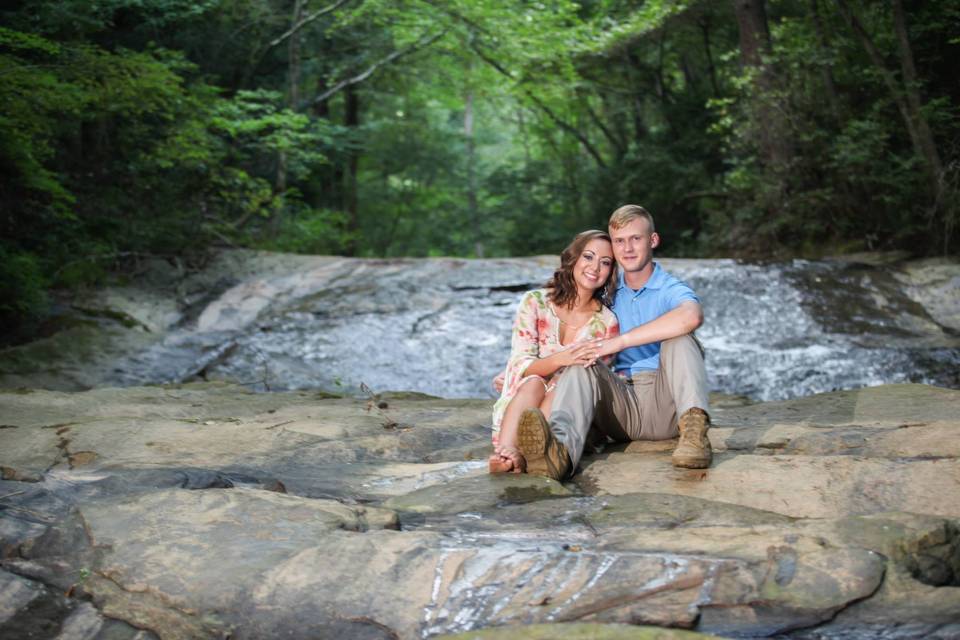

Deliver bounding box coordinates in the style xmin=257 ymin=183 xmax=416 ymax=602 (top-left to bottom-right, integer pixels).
xmin=490 ymin=230 xmax=619 ymax=473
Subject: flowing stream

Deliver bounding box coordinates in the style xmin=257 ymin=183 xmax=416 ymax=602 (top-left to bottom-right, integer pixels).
xmin=100 ymin=255 xmax=960 ymax=402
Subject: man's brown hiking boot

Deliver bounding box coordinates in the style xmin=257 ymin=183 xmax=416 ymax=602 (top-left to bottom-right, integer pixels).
xmin=672 ymin=408 xmax=713 ymax=469
xmin=517 ymin=408 xmax=571 ymax=481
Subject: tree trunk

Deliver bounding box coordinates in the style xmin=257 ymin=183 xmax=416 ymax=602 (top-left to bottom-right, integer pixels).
xmin=835 ymin=0 xmax=943 ymax=202
xmin=274 ymin=0 xmax=305 ymax=236
xmin=464 ymin=89 xmax=483 ymax=257
xmin=892 ymin=0 xmax=944 ymax=190
xmin=733 ymin=0 xmax=772 ymax=73
xmin=626 ymin=51 xmax=648 ymax=143
xmin=343 ymin=85 xmax=360 ymax=255
xmin=807 ymin=0 xmax=841 ymax=117
xmin=699 ymin=15 xmax=721 ymax=97
xmin=654 ymin=30 xmax=679 ymax=140
xmin=517 ymin=107 xmax=532 ymax=165
xmin=731 ymin=0 xmax=792 ymax=172
xmin=312 ymin=68 xmax=343 ymax=213
xmin=680 ymin=53 xmax=696 ymax=93
xmin=287 ymin=0 xmax=303 ymax=109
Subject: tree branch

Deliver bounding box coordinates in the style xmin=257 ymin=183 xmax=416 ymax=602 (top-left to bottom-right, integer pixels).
xmin=269 ymin=0 xmax=355 ymax=48
xmin=581 ymin=95 xmax=625 ymax=156
xmin=892 ymin=0 xmax=943 ymax=179
xmin=310 ymin=30 xmax=447 ymax=106
xmin=416 ymin=0 xmax=492 ymax=36
xmin=834 ymin=0 xmax=940 ymax=195
xmin=470 ymin=44 xmax=608 ymax=169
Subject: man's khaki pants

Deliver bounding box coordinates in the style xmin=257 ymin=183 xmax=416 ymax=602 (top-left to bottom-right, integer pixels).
xmin=550 ymin=334 xmax=709 ymax=469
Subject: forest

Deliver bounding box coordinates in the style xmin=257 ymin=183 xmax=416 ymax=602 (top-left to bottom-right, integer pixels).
xmin=1 ymin=0 xmax=958 ymax=340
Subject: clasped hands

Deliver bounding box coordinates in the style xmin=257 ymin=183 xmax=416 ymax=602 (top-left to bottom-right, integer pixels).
xmin=556 ymin=338 xmax=606 ymax=367
xmin=560 ymin=335 xmax=620 ymax=366
xmin=491 ymin=337 xmax=617 ymax=394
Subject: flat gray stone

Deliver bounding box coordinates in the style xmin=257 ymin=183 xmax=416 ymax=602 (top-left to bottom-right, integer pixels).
xmin=1 ymin=383 xmax=959 ymax=639
xmin=0 ymin=569 xmax=42 ymax=625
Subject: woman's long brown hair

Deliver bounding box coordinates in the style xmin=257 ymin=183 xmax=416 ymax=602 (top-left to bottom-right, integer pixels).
xmin=545 ymin=229 xmax=616 ymax=310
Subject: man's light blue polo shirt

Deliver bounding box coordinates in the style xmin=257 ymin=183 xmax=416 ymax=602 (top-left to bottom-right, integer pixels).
xmin=612 ymin=262 xmax=699 ymax=376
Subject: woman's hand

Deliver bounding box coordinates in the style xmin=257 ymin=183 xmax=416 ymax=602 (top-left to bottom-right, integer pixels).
xmin=576 ymin=336 xmax=622 ymax=366
xmin=521 ymin=339 xmax=606 ymax=379
xmin=554 ymin=341 xmax=602 ymax=368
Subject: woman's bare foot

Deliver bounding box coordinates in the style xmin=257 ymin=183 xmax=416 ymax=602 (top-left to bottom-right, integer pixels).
xmin=488 ymin=445 xmax=526 ymax=474
xmin=488 ymin=452 xmax=514 ymax=473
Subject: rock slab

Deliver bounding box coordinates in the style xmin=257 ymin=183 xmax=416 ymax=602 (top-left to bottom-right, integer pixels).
xmin=1 ymin=383 xmax=959 ymax=639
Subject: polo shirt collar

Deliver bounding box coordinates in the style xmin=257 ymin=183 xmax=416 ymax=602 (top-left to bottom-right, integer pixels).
xmin=618 ymin=261 xmax=665 ymax=292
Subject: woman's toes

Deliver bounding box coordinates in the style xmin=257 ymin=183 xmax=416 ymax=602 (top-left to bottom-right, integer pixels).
xmin=500 ymin=448 xmax=527 ymax=474
xmin=488 ymin=454 xmax=514 ymax=474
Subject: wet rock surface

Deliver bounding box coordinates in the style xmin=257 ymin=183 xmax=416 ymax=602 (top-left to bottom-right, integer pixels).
xmin=438 ymin=625 xmax=719 ymax=639
xmin=2 ymin=382 xmax=959 ymax=639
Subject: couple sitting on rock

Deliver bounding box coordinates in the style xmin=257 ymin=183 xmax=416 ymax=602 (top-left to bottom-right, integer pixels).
xmin=489 ymin=204 xmax=712 ymax=480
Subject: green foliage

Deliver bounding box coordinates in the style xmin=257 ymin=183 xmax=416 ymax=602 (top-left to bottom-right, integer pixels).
xmin=0 ymin=246 xmax=49 ymax=339
xmin=696 ymin=0 xmax=959 ymax=255
xmin=208 ymin=89 xmax=329 ymax=180
xmin=0 ymin=25 xmax=61 ymax=54
xmin=146 ymin=88 xmax=339 ymax=248
xmin=4 ymin=0 xmax=221 ymax=36
xmin=260 ymin=208 xmax=351 ymax=255
xmin=1 ymin=0 xmax=958 ymax=338
xmin=0 ymin=19 xmax=345 ymax=336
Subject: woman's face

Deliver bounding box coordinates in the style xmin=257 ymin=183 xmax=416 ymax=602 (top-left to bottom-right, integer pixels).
xmin=573 ymin=238 xmax=614 ymax=293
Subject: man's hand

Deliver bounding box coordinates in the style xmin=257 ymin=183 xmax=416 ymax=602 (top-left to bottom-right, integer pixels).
xmin=596 ymin=336 xmax=621 ymax=359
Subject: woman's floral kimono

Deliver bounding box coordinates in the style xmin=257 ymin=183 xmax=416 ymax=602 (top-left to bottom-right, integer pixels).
xmin=492 ymin=289 xmax=619 ymax=437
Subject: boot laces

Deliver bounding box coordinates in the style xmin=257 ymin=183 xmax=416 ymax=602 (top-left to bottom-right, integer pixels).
xmin=680 ymin=413 xmax=707 ymax=445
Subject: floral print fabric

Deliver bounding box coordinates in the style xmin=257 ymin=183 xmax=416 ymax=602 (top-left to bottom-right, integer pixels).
xmin=492 ymin=289 xmax=619 ymax=433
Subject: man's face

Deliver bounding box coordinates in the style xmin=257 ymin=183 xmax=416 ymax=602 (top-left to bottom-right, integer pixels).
xmin=609 ymin=217 xmax=659 ymax=273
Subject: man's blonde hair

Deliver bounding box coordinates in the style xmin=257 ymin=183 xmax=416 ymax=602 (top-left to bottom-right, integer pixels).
xmin=609 ymin=204 xmax=655 ymax=233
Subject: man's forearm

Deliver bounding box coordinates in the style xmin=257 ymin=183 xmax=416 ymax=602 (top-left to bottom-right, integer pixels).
xmin=605 ymin=302 xmax=702 ymax=354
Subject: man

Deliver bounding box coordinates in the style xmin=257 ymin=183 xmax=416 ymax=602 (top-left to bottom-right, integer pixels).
xmin=516 ymin=204 xmax=713 ymax=480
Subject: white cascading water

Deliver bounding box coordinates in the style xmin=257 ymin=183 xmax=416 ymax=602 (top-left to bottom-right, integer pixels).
xmin=105 ymin=257 xmax=960 ymax=401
